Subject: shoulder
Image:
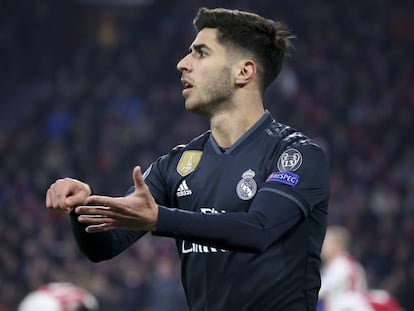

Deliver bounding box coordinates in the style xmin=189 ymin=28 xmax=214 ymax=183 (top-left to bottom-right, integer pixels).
xmin=154 ymin=130 xmax=210 ymax=170
xmin=261 ymin=114 xmax=329 ymax=170
xmin=266 ymin=118 xmax=328 ymax=164
xmin=279 ymin=139 xmax=328 ymax=169
xmin=266 ymin=121 xmax=330 ymax=192
xmin=263 ymin=116 xmax=314 ymax=149
xmin=169 ymin=130 xmax=210 ymax=156
xmin=329 ymin=255 xmax=360 ymax=273
xmin=143 ymin=131 xmax=210 ymax=194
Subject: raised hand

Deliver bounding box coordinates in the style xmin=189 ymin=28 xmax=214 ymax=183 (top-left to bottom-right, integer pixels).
xmin=75 ymin=166 xmax=158 ymax=233
xmin=46 ymin=178 xmax=92 ymax=213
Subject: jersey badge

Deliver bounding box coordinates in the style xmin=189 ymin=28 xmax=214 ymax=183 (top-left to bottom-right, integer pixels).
xmin=277 ymin=148 xmax=302 ymax=172
xmin=266 ymin=171 xmax=300 ymax=187
xmin=177 ymin=150 xmax=202 ymax=176
xmin=176 ymin=180 xmax=192 ymax=197
xmin=236 ymin=169 xmax=257 ymax=200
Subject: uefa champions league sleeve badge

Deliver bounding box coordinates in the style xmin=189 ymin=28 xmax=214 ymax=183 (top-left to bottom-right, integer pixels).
xmin=265 ymin=148 xmax=303 ymax=188
xmin=277 ymin=148 xmax=302 ymax=172
xmin=236 ymin=169 xmax=257 ymax=200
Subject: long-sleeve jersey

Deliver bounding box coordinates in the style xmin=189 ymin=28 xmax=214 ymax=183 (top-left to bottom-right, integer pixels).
xmin=70 ymin=111 xmax=330 ymax=310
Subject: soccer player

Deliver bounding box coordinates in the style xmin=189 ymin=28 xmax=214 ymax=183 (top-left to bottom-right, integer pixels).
xmin=46 ymin=7 xmax=330 ymax=310
xmin=319 ymin=226 xmax=403 ymax=311
xmin=18 ymin=282 xmax=98 ymax=311
xmin=319 ymin=226 xmax=369 ymax=310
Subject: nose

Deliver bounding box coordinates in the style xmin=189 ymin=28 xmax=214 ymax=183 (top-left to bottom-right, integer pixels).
xmin=177 ymin=54 xmax=191 ymax=72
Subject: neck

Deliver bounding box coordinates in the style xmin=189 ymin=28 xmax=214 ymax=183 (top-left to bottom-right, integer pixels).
xmin=210 ymin=100 xmax=265 ymax=148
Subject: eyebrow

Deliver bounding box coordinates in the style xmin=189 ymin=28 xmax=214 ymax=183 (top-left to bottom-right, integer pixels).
xmin=188 ymin=43 xmax=212 ymax=53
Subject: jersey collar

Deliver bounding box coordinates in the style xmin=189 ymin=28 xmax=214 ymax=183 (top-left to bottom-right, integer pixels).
xmin=207 ymin=110 xmax=273 ymax=155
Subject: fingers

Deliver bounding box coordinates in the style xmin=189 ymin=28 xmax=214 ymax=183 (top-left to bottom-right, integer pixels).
xmin=75 ymin=205 xmax=110 ymax=215
xmin=133 ymin=166 xmax=145 ymax=189
xmin=45 ymin=178 xmax=91 ymax=212
xmin=77 ymin=214 xmax=113 ymax=233
xmin=85 ymin=195 xmax=116 ymax=207
xmin=46 ymin=180 xmax=72 ymax=212
xmin=65 ymin=179 xmax=91 ymax=206
xmin=46 ymin=188 xmax=52 ymax=208
xmin=132 ymin=166 xmax=153 ymax=202
xmin=78 ymin=214 xmax=111 ymax=225
xmin=46 ymin=184 xmax=60 ymax=209
xmin=76 ymin=206 xmax=115 ymax=233
xmin=77 ymin=198 xmax=122 ymax=223
xmin=46 ymin=188 xmax=54 ymax=209
xmin=85 ymin=223 xmax=112 ymax=233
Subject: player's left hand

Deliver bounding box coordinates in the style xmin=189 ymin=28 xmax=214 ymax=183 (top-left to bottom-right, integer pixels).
xmin=75 ymin=166 xmax=158 ymax=233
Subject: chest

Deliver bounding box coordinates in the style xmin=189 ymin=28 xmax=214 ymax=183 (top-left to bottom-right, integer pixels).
xmin=172 ymin=152 xmax=273 ymax=213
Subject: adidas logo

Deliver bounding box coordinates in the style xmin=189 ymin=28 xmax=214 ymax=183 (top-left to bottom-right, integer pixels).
xmin=176 ymin=180 xmax=192 ymax=197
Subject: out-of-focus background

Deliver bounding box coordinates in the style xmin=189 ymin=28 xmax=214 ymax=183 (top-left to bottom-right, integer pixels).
xmin=0 ymin=0 xmax=413 ymax=310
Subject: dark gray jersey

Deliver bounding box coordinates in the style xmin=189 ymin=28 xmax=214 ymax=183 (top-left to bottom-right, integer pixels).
xmin=70 ymin=111 xmax=329 ymax=310
xmin=145 ymin=111 xmax=330 ymax=310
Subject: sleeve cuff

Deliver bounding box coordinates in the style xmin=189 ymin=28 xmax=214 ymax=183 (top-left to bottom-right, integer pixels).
xmin=153 ymin=205 xmax=186 ymax=237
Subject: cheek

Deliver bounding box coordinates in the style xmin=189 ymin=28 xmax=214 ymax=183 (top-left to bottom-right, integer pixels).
xmin=195 ymin=71 xmax=213 ymax=93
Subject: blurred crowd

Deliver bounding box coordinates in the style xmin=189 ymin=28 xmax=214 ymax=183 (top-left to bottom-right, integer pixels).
xmin=0 ymin=0 xmax=413 ymax=310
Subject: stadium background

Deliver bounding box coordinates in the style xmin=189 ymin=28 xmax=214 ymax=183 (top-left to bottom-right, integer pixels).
xmin=0 ymin=0 xmax=413 ymax=310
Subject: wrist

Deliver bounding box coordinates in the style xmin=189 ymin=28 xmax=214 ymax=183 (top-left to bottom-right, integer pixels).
xmin=148 ymin=204 xmax=159 ymax=231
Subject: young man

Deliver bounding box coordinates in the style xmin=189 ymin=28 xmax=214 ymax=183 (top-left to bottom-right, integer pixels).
xmin=319 ymin=226 xmax=402 ymax=311
xmin=46 ymin=7 xmax=330 ymax=310
xmin=18 ymin=282 xmax=98 ymax=311
xmin=319 ymin=226 xmax=369 ymax=310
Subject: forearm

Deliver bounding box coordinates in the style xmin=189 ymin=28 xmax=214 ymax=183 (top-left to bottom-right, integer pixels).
xmin=154 ymin=190 xmax=302 ymax=252
xmin=70 ymin=211 xmax=147 ymax=262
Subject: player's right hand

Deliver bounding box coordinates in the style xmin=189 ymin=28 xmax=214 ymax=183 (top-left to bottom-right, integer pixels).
xmin=46 ymin=178 xmax=92 ymax=213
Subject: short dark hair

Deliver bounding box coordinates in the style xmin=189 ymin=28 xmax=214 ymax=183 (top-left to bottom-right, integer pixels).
xmin=193 ymin=7 xmax=294 ymax=91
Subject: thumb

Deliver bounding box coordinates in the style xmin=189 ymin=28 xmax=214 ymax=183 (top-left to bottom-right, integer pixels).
xmin=65 ymin=191 xmax=89 ymax=207
xmin=133 ymin=166 xmax=146 ymax=189
xmin=65 ymin=181 xmax=91 ymax=207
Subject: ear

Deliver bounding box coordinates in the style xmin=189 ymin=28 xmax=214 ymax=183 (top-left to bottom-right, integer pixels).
xmin=234 ymin=59 xmax=257 ymax=87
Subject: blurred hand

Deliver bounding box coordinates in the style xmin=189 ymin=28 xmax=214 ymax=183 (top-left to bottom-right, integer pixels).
xmin=75 ymin=166 xmax=158 ymax=233
xmin=46 ymin=178 xmax=92 ymax=213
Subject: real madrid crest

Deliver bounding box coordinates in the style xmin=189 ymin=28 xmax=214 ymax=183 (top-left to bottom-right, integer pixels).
xmin=236 ymin=169 xmax=257 ymax=201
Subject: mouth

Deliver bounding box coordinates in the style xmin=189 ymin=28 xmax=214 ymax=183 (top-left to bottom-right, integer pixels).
xmin=181 ymin=78 xmax=194 ymax=89
xmin=181 ymin=78 xmax=194 ymax=96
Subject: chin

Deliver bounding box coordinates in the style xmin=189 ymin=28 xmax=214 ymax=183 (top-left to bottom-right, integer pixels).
xmin=185 ymin=101 xmax=211 ymax=118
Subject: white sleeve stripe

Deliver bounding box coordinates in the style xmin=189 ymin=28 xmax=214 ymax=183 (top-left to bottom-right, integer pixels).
xmin=258 ymin=187 xmax=309 ymax=216
xmin=142 ymin=163 xmax=154 ymax=180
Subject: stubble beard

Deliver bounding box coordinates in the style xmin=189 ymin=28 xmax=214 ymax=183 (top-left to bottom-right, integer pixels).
xmin=186 ymin=66 xmax=234 ymax=119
